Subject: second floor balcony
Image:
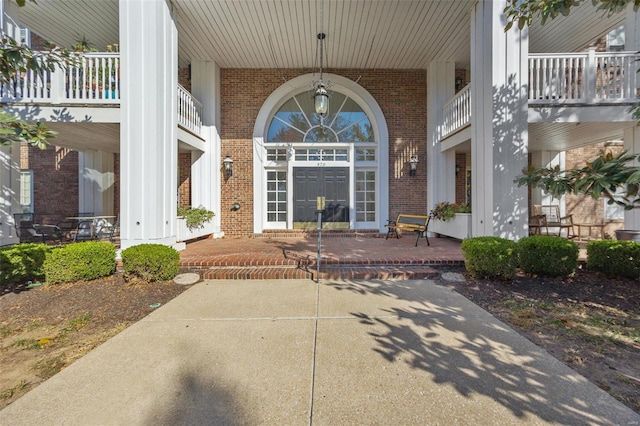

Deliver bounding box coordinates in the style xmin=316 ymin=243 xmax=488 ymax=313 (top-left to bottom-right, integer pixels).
xmin=0 ymin=52 xmax=204 ymax=141
xmin=442 ymin=50 xmax=640 ymax=139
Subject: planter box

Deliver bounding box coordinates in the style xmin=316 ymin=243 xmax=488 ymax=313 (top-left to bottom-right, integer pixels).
xmin=176 ymin=217 xmax=215 ymax=242
xmin=430 ymin=213 xmax=472 ymax=240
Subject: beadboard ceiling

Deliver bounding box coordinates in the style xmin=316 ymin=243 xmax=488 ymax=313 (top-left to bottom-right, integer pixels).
xmin=16 ymin=0 xmax=624 ymax=70
xmin=14 ymin=1 xmax=631 ymax=153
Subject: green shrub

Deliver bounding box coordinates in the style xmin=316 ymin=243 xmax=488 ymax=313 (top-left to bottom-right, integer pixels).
xmin=461 ymin=236 xmax=517 ymax=280
xmin=44 ymin=241 xmax=116 ymax=284
xmin=517 ymin=235 xmax=579 ymax=277
xmin=121 ymin=244 xmax=179 ymax=282
xmin=0 ymin=243 xmax=51 ymax=285
xmin=586 ymin=240 xmax=640 ymax=279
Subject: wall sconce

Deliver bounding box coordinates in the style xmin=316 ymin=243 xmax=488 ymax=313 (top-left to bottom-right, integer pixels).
xmin=223 ymin=155 xmax=233 ymax=178
xmin=455 ymin=164 xmax=461 ymax=177
xmin=455 ymin=76 xmax=463 ymax=91
xmin=231 ymin=203 xmax=241 ymax=211
xmin=409 ymin=155 xmax=419 ymax=177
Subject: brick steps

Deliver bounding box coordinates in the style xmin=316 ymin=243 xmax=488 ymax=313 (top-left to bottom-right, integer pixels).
xmin=197 ymin=264 xmax=442 ymax=281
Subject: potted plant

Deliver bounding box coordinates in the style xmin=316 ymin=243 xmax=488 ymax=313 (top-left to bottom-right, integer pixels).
xmin=429 ymin=202 xmax=472 ymax=240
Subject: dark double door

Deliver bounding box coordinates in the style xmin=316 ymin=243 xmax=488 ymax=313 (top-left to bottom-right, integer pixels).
xmin=293 ymin=167 xmax=349 ymax=228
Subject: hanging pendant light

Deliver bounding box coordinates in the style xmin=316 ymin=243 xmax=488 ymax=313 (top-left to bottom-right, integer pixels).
xmin=314 ymin=32 xmax=329 ymax=116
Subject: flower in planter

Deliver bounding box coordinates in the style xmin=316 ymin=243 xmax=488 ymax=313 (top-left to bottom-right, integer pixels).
xmin=430 ymin=202 xmax=471 ymax=222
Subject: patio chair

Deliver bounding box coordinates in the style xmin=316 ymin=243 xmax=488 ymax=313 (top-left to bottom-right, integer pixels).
xmin=72 ymin=220 xmax=95 ymax=242
xmin=528 ymin=214 xmax=547 ymax=236
xmin=98 ymin=218 xmax=120 ymax=242
xmin=533 ymin=205 xmax=575 ymax=238
xmin=14 ymin=219 xmax=63 ymax=244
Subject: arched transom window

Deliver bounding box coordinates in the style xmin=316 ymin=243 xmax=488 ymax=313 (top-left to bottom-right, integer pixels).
xmin=267 ymin=92 xmax=375 ymax=144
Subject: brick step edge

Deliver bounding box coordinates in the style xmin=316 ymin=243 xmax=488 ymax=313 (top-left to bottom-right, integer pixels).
xmin=197 ymin=265 xmax=441 ymax=281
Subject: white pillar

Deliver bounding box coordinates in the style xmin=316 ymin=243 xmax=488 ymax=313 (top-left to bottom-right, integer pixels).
xmin=426 ymin=61 xmax=456 ymax=212
xmin=78 ymin=151 xmax=114 ymax=216
xmin=623 ymin=125 xmax=640 ymax=230
xmin=190 ymin=60 xmax=222 ymax=237
xmin=470 ymin=0 xmax=529 ymax=240
xmin=0 ymin=144 xmax=21 ymax=245
xmin=119 ymin=0 xmax=178 ymax=249
xmin=529 ymin=150 xmax=565 ymax=213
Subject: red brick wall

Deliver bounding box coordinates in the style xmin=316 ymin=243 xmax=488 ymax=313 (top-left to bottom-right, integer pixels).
xmin=178 ymin=152 xmax=191 ymax=208
xmin=220 ymin=68 xmax=428 ymax=236
xmin=113 ymin=153 xmax=120 ymax=219
xmin=28 ymin=145 xmax=79 ymax=224
xmin=178 ymin=68 xmax=191 ymax=92
xmin=565 ymin=142 xmax=623 ymax=238
xmin=455 ymin=153 xmax=467 ymax=203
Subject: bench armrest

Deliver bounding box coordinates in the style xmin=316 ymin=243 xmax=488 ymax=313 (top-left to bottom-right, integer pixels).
xmin=386 ymin=219 xmax=397 ymax=226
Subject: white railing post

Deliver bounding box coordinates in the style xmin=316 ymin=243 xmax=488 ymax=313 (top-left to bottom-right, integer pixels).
xmin=584 ymin=48 xmax=597 ymax=103
xmin=49 ymin=65 xmax=65 ymax=104
xmin=177 ymin=83 xmax=204 ymax=137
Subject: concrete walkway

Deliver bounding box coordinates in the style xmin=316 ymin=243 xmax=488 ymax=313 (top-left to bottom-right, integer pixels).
xmin=1 ymin=279 xmax=638 ymax=425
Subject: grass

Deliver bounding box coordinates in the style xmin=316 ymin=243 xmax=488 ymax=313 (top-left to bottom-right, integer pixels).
xmin=0 ymin=380 xmax=32 ymax=400
xmin=33 ymin=356 xmax=66 ymax=380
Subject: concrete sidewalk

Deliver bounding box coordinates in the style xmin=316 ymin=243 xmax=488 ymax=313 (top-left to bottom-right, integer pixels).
xmin=1 ymin=279 xmax=638 ymax=425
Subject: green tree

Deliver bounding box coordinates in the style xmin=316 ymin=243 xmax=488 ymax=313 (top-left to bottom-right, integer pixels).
xmin=1 ymin=1 xmax=75 ymax=148
xmin=504 ymin=0 xmax=640 ymax=31
xmin=515 ymin=150 xmax=640 ymax=209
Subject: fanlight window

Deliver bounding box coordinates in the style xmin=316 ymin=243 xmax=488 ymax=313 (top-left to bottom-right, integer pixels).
xmin=267 ymin=92 xmax=375 ymax=143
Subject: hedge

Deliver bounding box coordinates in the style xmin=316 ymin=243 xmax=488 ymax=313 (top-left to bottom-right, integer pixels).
xmin=461 ymin=236 xmax=517 ymax=280
xmin=517 ymin=235 xmax=579 ymax=277
xmin=121 ymin=244 xmax=179 ymax=282
xmin=0 ymin=243 xmax=51 ymax=285
xmin=44 ymin=241 xmax=116 ymax=284
xmin=586 ymin=240 xmax=640 ymax=279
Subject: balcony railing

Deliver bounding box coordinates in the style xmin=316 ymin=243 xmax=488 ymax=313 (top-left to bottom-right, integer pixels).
xmin=529 ymin=50 xmax=640 ymax=104
xmin=0 ymin=53 xmax=120 ymax=104
xmin=442 ymin=83 xmax=471 ymax=139
xmin=178 ymin=83 xmax=203 ymax=136
xmin=1 ymin=52 xmax=206 ymax=139
xmin=441 ymin=50 xmax=640 ymax=139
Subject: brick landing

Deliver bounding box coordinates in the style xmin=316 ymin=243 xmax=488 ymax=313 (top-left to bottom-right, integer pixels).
xmin=179 ymin=233 xmax=464 ymax=280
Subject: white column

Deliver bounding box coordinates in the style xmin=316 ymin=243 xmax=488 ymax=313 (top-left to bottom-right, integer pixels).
xmin=529 ymin=150 xmax=565 ymax=213
xmin=470 ymin=0 xmax=529 ymax=240
xmin=426 ymin=61 xmax=456 ymax=212
xmin=119 ymin=0 xmax=178 ymax=249
xmin=78 ymin=151 xmax=115 ymax=216
xmin=190 ymin=60 xmax=222 ymax=237
xmin=0 ymin=144 xmax=20 ymax=245
xmin=623 ymin=126 xmax=640 ymax=230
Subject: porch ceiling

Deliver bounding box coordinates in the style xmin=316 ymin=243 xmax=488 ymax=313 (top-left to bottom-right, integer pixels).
xmin=45 ymin=123 xmax=120 ymax=153
xmin=529 ymin=122 xmax=632 ymax=152
xmin=16 ymin=1 xmax=625 ymax=70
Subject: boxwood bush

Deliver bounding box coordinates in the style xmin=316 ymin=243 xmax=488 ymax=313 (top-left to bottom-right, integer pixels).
xmin=44 ymin=241 xmax=116 ymax=284
xmin=0 ymin=243 xmax=51 ymax=285
xmin=517 ymin=235 xmax=579 ymax=277
xmin=121 ymin=243 xmax=179 ymax=282
xmin=461 ymin=236 xmax=517 ymax=280
xmin=586 ymin=240 xmax=640 ymax=279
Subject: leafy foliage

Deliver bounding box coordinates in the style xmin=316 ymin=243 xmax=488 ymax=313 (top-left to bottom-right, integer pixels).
xmin=517 ymin=235 xmax=579 ymax=277
xmin=0 ymin=243 xmax=51 ymax=285
xmin=43 ymin=242 xmax=116 ymax=284
xmin=586 ymin=239 xmax=640 ymax=278
xmin=430 ymin=202 xmax=471 ymax=222
xmin=503 ymin=0 xmax=640 ymax=31
xmin=177 ymin=206 xmax=215 ymax=229
xmin=461 ymin=236 xmax=517 ymax=280
xmin=515 ymin=150 xmax=640 ymax=209
xmin=121 ymin=244 xmax=180 ymax=282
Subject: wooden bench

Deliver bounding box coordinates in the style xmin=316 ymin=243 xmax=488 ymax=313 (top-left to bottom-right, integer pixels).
xmin=385 ymin=214 xmax=430 ymax=247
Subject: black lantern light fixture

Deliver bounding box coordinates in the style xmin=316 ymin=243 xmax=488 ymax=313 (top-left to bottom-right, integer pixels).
xmin=455 ymin=164 xmax=461 ymax=177
xmin=313 ymin=32 xmax=329 ymax=116
xmin=409 ymin=155 xmax=419 ymax=177
xmin=223 ymin=155 xmax=233 ymax=178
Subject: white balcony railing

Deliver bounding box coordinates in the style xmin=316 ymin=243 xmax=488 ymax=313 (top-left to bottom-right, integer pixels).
xmin=442 ymin=83 xmax=471 ymax=138
xmin=1 ymin=53 xmax=120 ymax=104
xmin=529 ymin=50 xmax=640 ymax=104
xmin=178 ymin=83 xmax=203 ymax=136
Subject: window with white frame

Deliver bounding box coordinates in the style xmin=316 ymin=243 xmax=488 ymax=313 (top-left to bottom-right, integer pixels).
xmin=20 ymin=170 xmax=34 ymax=213
xmin=604 ymin=187 xmax=625 ymax=220
xmin=267 ymin=171 xmax=287 ymax=222
xmin=355 ymin=171 xmax=376 ymax=222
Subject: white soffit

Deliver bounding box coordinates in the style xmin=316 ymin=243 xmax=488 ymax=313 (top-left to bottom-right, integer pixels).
xmin=16 ymin=0 xmax=627 ymax=71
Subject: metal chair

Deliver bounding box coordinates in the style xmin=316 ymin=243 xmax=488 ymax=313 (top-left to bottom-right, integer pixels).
xmin=72 ymin=220 xmax=95 ymax=242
